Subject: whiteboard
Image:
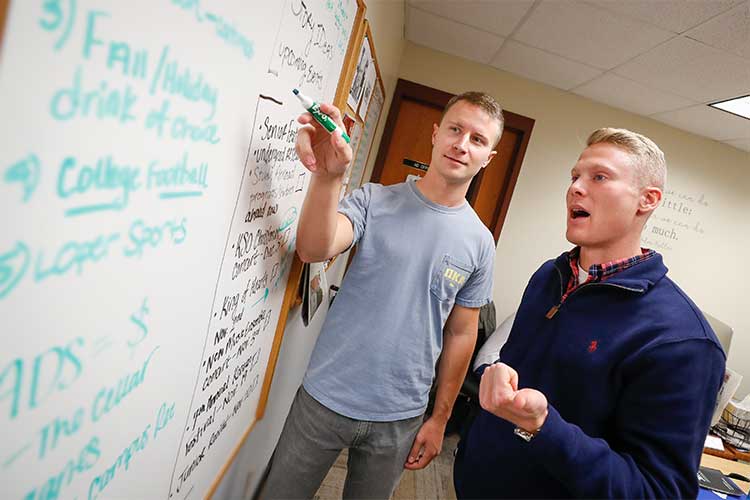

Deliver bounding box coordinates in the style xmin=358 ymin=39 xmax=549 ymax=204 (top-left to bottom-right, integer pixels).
xmin=0 ymin=0 xmax=359 ymax=498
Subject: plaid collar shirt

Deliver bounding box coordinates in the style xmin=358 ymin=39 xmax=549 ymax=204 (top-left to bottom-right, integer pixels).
xmin=563 ymin=246 xmax=656 ymax=300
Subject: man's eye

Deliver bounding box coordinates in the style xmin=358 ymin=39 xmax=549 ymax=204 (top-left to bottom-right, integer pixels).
xmin=571 ymin=175 xmax=579 ymax=182
xmin=594 ymin=174 xmax=606 ymax=181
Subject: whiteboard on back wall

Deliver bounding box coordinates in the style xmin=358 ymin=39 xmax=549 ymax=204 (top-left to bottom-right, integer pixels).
xmin=0 ymin=0 xmax=360 ymax=498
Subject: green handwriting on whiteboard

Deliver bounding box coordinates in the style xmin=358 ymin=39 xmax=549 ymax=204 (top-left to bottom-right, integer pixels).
xmin=123 ymin=218 xmax=187 ymax=258
xmin=2 ymin=344 xmax=160 ymax=492
xmin=145 ymin=99 xmax=221 ymax=144
xmin=170 ymin=0 xmax=255 ymax=60
xmin=82 ymin=12 xmax=221 ymax=121
xmin=82 ymin=10 xmax=147 ymax=80
xmin=37 ymin=406 xmax=85 ymax=460
xmin=56 ymin=153 xmax=209 ymax=216
xmin=21 ymin=397 xmax=174 ymax=499
xmin=82 ymin=11 xmax=220 ymax=120
xmin=50 ymin=66 xmax=138 ymax=124
xmin=0 ymin=337 xmax=84 ymax=420
xmin=39 ymin=0 xmax=77 ymax=50
xmin=147 ymin=45 xmax=218 ymax=121
xmin=0 ymin=242 xmax=31 ymax=299
xmin=49 ymin=65 xmax=221 ymax=144
xmin=88 ymin=399 xmax=175 ymax=500
xmin=91 ymin=347 xmax=159 ymax=423
xmin=128 ymin=298 xmax=150 ymax=350
xmin=23 ymin=435 xmax=100 ymax=500
xmin=330 ymin=0 xmax=353 ymax=53
xmin=4 ymin=154 xmax=41 ymax=202
xmin=0 ymin=217 xmax=188 ymax=300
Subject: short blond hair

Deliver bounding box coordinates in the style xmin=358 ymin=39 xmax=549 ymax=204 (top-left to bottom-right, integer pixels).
xmin=587 ymin=128 xmax=666 ymax=190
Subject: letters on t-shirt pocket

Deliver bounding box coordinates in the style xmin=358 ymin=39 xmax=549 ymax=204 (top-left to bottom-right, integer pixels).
xmin=430 ymin=254 xmax=473 ymax=302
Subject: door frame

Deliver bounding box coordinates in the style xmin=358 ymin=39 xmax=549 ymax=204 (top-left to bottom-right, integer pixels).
xmin=370 ymin=79 xmax=535 ymax=241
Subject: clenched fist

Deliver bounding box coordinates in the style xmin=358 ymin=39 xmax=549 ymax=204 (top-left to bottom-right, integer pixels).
xmin=479 ymin=362 xmax=549 ymax=433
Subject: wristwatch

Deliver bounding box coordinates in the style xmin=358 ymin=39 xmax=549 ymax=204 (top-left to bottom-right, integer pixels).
xmin=513 ymin=426 xmax=540 ymax=442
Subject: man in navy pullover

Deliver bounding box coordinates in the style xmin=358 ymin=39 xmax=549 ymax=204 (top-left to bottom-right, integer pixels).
xmin=454 ymin=128 xmax=726 ymax=498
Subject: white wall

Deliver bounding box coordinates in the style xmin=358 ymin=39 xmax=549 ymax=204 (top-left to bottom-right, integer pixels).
xmin=397 ymin=42 xmax=750 ymax=399
xmin=211 ymin=2 xmax=406 ymax=498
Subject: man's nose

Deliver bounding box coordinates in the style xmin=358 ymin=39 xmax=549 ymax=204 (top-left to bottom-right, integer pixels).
xmin=569 ymin=178 xmax=586 ymax=196
xmin=453 ymin=134 xmax=469 ymax=153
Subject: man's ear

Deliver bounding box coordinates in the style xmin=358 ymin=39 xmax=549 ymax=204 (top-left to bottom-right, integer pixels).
xmin=432 ymin=123 xmax=439 ymax=146
xmin=638 ymin=187 xmax=662 ymax=215
xmin=482 ymin=150 xmax=497 ymax=168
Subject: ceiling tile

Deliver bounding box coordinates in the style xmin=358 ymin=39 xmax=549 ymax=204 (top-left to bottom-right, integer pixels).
xmin=652 ymin=104 xmax=750 ymax=141
xmin=572 ymin=73 xmax=697 ymax=115
xmin=512 ymin=0 xmax=674 ymax=69
xmin=405 ymin=6 xmax=505 ymax=64
xmin=722 ymin=137 xmax=750 ymax=152
xmin=686 ymin=1 xmax=749 ymax=59
xmin=408 ymin=0 xmax=535 ymax=37
xmin=588 ymin=0 xmax=743 ymax=33
xmin=614 ymin=36 xmax=750 ymax=102
xmin=490 ymin=40 xmax=602 ymax=90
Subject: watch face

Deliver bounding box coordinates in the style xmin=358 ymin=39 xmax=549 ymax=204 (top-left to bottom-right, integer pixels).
xmin=513 ymin=427 xmax=535 ymax=442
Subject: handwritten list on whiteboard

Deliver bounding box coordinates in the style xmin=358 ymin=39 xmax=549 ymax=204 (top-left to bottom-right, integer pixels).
xmin=0 ymin=1 xmax=357 ymax=498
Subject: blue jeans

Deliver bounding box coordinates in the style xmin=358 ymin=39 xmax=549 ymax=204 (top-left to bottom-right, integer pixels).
xmin=262 ymin=386 xmax=423 ymax=499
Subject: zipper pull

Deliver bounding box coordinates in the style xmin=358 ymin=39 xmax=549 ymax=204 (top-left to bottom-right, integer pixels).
xmin=545 ymin=305 xmax=559 ymax=319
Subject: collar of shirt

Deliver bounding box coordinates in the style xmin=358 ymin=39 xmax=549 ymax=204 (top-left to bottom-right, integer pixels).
xmin=565 ymin=247 xmax=657 ymax=295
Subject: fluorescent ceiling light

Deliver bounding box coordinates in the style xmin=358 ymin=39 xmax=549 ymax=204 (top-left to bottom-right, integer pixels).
xmin=709 ymin=95 xmax=750 ymax=120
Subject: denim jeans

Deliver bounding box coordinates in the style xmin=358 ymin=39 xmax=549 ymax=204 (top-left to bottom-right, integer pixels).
xmin=261 ymin=386 xmax=423 ymax=499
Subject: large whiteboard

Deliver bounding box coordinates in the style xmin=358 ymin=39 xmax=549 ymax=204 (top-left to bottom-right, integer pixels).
xmin=0 ymin=1 xmax=359 ymax=498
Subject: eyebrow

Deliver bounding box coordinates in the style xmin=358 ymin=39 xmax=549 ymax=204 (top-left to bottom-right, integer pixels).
xmin=592 ymin=164 xmax=617 ymax=175
xmin=573 ymin=164 xmax=617 ymax=175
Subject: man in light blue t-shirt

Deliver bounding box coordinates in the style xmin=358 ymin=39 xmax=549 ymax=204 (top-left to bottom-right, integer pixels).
xmin=263 ymin=92 xmax=503 ymax=499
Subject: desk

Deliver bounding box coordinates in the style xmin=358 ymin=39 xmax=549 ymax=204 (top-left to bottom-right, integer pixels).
xmin=701 ymin=453 xmax=750 ymax=495
xmin=705 ymin=442 xmax=750 ymax=462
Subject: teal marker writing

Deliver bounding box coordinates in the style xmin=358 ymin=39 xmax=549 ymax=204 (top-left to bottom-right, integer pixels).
xmin=293 ymin=89 xmax=350 ymax=143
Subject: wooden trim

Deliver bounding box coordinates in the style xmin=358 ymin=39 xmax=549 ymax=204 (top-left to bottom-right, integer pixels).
xmin=492 ymin=112 xmax=534 ymax=240
xmin=346 ymin=19 xmax=385 ymax=190
xmin=255 ymin=255 xmax=304 ymax=421
xmin=365 ymin=20 xmax=386 ymax=106
xmin=0 ymin=0 xmax=9 ymax=57
xmin=354 ymin=20 xmax=384 ymax=119
xmin=333 ymin=0 xmax=367 ymax=109
xmin=466 ymin=165 xmax=484 ymax=204
xmin=206 ymin=419 xmax=258 ymax=498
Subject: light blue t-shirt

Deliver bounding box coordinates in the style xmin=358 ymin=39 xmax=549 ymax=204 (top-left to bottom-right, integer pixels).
xmin=303 ymin=181 xmax=495 ymax=421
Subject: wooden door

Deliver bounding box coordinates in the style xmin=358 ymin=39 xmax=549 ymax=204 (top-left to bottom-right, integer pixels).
xmin=371 ymin=80 xmax=534 ymax=242
xmin=378 ymin=98 xmax=441 ymax=185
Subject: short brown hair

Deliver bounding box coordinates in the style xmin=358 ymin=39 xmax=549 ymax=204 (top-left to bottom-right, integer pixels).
xmin=587 ymin=128 xmax=667 ymax=190
xmin=442 ymin=91 xmax=504 ymax=146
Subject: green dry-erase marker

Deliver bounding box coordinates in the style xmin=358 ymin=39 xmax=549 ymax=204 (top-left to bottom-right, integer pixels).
xmin=293 ymin=89 xmax=350 ymax=143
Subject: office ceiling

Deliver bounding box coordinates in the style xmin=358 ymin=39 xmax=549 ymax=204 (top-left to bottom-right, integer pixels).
xmin=405 ymin=0 xmax=750 ymax=152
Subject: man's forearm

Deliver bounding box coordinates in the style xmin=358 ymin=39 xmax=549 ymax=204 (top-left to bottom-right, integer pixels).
xmin=432 ymin=327 xmax=477 ymax=424
xmin=296 ymin=173 xmax=343 ymax=262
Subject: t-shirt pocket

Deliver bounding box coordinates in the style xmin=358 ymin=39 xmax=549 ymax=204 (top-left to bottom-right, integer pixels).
xmin=430 ymin=255 xmax=473 ymax=302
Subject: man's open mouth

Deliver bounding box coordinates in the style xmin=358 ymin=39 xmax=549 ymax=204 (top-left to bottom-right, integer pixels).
xmin=570 ymin=208 xmax=590 ymax=219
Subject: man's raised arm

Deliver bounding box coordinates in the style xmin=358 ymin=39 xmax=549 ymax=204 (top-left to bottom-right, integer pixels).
xmin=294 ymin=103 xmax=354 ymax=263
